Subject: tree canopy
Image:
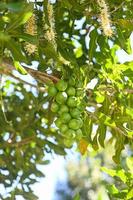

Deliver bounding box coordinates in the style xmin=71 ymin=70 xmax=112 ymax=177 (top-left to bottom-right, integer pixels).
xmin=0 ymin=0 xmax=133 ymax=199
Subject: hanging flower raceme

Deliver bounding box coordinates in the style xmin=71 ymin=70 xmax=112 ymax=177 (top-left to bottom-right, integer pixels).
xmin=44 ymin=2 xmax=57 ymax=50
xmin=24 ymin=14 xmax=38 ymax=55
xmin=97 ymin=0 xmax=113 ymax=37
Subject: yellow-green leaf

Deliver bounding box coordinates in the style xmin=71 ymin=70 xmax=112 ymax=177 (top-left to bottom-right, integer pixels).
xmin=14 ymin=61 xmax=27 ymax=75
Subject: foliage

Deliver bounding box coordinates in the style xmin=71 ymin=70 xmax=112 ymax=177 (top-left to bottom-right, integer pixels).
xmin=0 ymin=0 xmax=133 ymax=199
xmin=101 ymin=156 xmax=133 ymax=199
xmin=55 ymin=148 xmax=133 ymax=200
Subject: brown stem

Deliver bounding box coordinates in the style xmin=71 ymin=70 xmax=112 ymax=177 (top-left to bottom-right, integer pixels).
xmin=0 ymin=61 xmax=59 ymax=84
xmin=9 ymin=73 xmax=46 ymax=92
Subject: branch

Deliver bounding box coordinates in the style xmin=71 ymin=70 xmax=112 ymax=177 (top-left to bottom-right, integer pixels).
xmin=9 ymin=73 xmax=46 ymax=92
xmin=0 ymin=61 xmax=59 ymax=85
xmin=124 ymin=89 xmax=133 ymax=94
xmin=7 ymin=136 xmax=36 ymax=148
xmin=112 ymin=126 xmax=133 ymax=139
xmin=1 ymin=62 xmax=133 ymax=94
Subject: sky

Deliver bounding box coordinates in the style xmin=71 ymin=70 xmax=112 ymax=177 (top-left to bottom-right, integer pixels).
xmin=31 ymin=147 xmax=79 ymax=200
xmin=32 ymin=156 xmax=66 ymax=200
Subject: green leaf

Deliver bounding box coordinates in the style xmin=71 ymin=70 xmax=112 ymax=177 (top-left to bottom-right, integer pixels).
xmin=73 ymin=194 xmax=80 ymax=200
xmin=41 ymin=40 xmax=58 ymax=61
xmin=74 ymin=46 xmax=83 ymax=58
xmin=6 ymin=4 xmax=33 ymax=31
xmin=37 ymin=160 xmax=50 ymax=165
xmin=18 ymin=33 xmax=38 ymax=45
xmin=98 ymin=124 xmax=106 ymax=147
xmin=82 ymin=117 xmax=92 ymax=142
xmin=116 ymin=25 xmax=130 ymax=53
xmin=106 ymin=184 xmax=119 ymax=195
xmin=60 ymin=0 xmax=73 ymax=9
xmin=92 ymin=133 xmax=99 ymax=150
xmin=101 ymin=167 xmax=116 ymax=177
xmin=102 ymin=167 xmax=127 ymax=184
xmin=0 ymin=2 xmax=26 ymax=12
xmin=6 ymin=2 xmax=25 ymax=12
xmin=106 ymin=186 xmax=128 ymax=198
xmin=23 ymin=192 xmax=38 ymax=200
xmin=112 ymin=135 xmax=125 ymax=164
xmin=116 ymin=169 xmax=127 ymax=183
xmin=0 ymin=3 xmax=7 ymax=10
xmin=46 ymin=140 xmax=66 ymax=155
xmin=114 ymin=191 xmax=128 ymax=199
xmin=95 ymin=92 xmax=105 ymax=103
xmin=126 ymin=107 xmax=133 ymax=119
xmin=117 ymin=19 xmax=133 ymax=32
xmin=88 ymin=29 xmax=98 ymax=61
xmin=127 ymin=188 xmax=133 ymax=200
xmin=6 ymin=39 xmax=26 ymax=61
xmin=0 ymin=32 xmax=10 ymax=41
xmin=14 ymin=61 xmax=27 ymax=75
xmin=126 ymin=157 xmax=133 ymax=173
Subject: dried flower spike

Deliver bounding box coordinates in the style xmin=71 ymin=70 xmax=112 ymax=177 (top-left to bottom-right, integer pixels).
xmin=24 ymin=43 xmax=37 ymax=56
xmin=97 ymin=0 xmax=113 ymax=37
xmin=44 ymin=2 xmax=57 ymax=50
xmin=24 ymin=14 xmax=37 ymax=55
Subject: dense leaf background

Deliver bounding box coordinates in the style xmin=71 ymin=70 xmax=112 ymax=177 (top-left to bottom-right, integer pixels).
xmin=0 ymin=0 xmax=133 ymax=199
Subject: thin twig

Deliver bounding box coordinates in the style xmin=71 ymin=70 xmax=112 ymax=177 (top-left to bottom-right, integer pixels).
xmin=110 ymin=2 xmax=125 ymax=14
xmin=0 ymin=67 xmax=47 ymax=92
xmin=8 ymin=136 xmax=36 ymax=148
xmin=124 ymin=89 xmax=133 ymax=94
